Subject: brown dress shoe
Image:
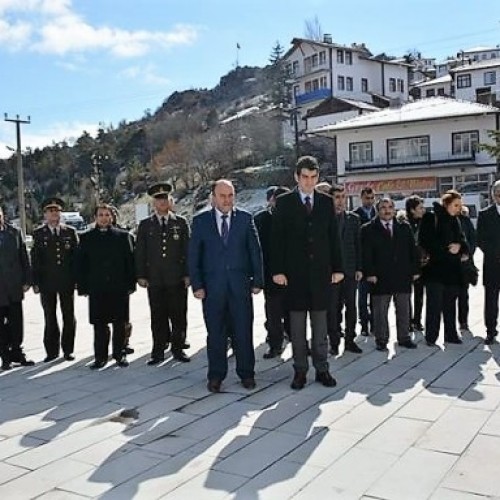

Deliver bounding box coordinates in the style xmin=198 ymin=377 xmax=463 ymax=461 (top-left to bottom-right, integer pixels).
xmin=291 ymin=371 xmax=307 ymax=390
xmin=315 ymin=371 xmax=337 ymax=387
xmin=207 ymin=379 xmax=222 ymax=393
xmin=241 ymin=378 xmax=256 ymax=390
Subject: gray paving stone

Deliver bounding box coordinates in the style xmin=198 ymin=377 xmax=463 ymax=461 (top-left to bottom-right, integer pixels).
xmin=366 ymin=447 xmax=457 ymax=499
xmin=415 ymin=407 xmax=491 ymax=454
xmin=442 ymin=434 xmax=500 ymax=497
xmin=0 ymin=461 xmax=29 ymax=485
xmin=395 ymin=395 xmax=452 ymax=421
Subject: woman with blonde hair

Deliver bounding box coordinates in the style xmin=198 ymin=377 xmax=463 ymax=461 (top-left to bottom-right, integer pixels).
xmin=418 ymin=190 xmax=469 ymax=346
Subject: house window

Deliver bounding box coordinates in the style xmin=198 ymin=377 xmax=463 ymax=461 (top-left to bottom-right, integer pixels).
xmin=319 ymin=76 xmax=328 ymax=88
xmin=346 ymin=77 xmax=353 ymax=91
xmin=345 ymin=51 xmax=353 ymax=65
xmin=452 ymin=131 xmax=479 ymax=155
xmin=312 ymin=79 xmax=319 ymax=91
xmin=484 ymin=71 xmax=496 ymax=85
xmin=293 ymin=85 xmax=300 ymax=97
xmin=305 ymin=81 xmax=312 ymax=93
xmin=457 ymin=74 xmax=471 ymax=88
xmin=426 ymin=88 xmax=436 ymax=97
xmin=387 ymin=136 xmax=429 ymax=164
xmin=292 ymin=61 xmax=299 ymax=75
xmin=337 ymin=75 xmax=345 ymax=91
xmin=397 ymin=79 xmax=405 ymax=92
xmin=337 ymin=50 xmax=344 ymax=64
xmin=311 ymin=54 xmax=319 ymax=68
xmin=304 ymin=56 xmax=312 ymax=73
xmin=349 ymin=142 xmax=373 ymax=164
xmin=389 ymin=78 xmax=396 ymax=92
xmin=361 ymin=78 xmax=368 ymax=92
xmin=319 ymin=51 xmax=326 ymax=65
xmin=437 ymin=87 xmax=445 ymax=96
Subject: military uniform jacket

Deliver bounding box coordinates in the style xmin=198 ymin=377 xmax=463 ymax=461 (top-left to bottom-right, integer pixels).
xmin=31 ymin=224 xmax=78 ymax=293
xmin=0 ymin=224 xmax=30 ymax=306
xmin=135 ymin=213 xmax=190 ymax=287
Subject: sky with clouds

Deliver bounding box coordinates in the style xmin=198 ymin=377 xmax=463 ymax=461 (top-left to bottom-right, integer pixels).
xmin=1 ymin=0 xmax=500 ymax=156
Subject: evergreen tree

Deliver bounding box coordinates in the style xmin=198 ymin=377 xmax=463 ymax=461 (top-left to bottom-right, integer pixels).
xmin=268 ymin=40 xmax=290 ymax=108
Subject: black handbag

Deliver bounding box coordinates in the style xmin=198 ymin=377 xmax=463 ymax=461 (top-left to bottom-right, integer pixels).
xmin=461 ymin=259 xmax=479 ymax=286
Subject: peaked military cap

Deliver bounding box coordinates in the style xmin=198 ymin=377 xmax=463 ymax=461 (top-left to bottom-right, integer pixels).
xmin=147 ymin=182 xmax=173 ymax=198
xmin=42 ymin=197 xmax=65 ymax=211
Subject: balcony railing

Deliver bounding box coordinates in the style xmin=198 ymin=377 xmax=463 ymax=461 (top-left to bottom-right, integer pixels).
xmin=345 ymin=151 xmax=477 ymax=171
xmin=295 ymin=88 xmax=331 ymax=105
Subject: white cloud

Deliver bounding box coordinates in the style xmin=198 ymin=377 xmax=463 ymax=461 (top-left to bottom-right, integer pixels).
xmin=0 ymin=1 xmax=199 ymax=57
xmin=0 ymin=120 xmax=99 ymax=158
xmin=120 ymin=64 xmax=170 ymax=86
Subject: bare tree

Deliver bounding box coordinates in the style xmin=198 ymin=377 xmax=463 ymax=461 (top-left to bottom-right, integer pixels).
xmin=304 ymin=16 xmax=323 ymax=41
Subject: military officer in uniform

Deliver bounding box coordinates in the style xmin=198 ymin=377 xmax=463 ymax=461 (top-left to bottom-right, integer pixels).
xmin=135 ymin=182 xmax=191 ymax=364
xmin=31 ymin=197 xmax=79 ymax=362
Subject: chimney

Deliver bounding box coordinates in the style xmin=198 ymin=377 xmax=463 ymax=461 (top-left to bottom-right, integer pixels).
xmin=323 ymin=34 xmax=333 ymax=44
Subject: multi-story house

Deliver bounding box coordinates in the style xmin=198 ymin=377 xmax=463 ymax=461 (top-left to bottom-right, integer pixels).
xmin=411 ymin=74 xmax=452 ymax=99
xmin=460 ymin=46 xmax=500 ymax=63
xmin=283 ymin=35 xmax=410 ymax=130
xmin=309 ymin=97 xmax=499 ymax=205
xmin=451 ymin=59 xmax=500 ymax=106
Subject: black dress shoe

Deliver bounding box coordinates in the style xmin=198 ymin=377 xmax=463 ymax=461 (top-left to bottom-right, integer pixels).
xmin=241 ymin=378 xmax=256 ymax=390
xmin=445 ymin=337 xmax=463 ymax=344
xmin=90 ymin=360 xmax=107 ymax=370
xmin=344 ymin=341 xmax=363 ymax=354
xmin=147 ymin=357 xmax=164 ymax=366
xmin=398 ymin=339 xmax=417 ymax=349
xmin=426 ymin=340 xmax=438 ymax=347
xmin=44 ymin=355 xmax=58 ymax=363
xmin=64 ymin=354 xmax=75 ymax=361
xmin=18 ymin=357 xmax=35 ymax=366
xmin=485 ymin=335 xmax=496 ymax=345
xmin=207 ymin=379 xmax=222 ymax=393
xmin=123 ymin=346 xmax=134 ymax=355
xmin=329 ymin=344 xmax=339 ymax=356
xmin=1 ymin=361 xmax=12 ymax=371
xmin=263 ymin=348 xmax=282 ymax=359
xmin=315 ymin=371 xmax=337 ymax=387
xmin=172 ymin=350 xmax=190 ymax=363
xmin=291 ymin=371 xmax=307 ymax=390
xmin=376 ymin=343 xmax=388 ymax=352
xmin=115 ymin=357 xmax=129 ymax=367
xmin=182 ymin=341 xmax=190 ymax=349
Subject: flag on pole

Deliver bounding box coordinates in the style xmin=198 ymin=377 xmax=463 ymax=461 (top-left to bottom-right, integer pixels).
xmin=237 ymin=42 xmax=241 ymax=49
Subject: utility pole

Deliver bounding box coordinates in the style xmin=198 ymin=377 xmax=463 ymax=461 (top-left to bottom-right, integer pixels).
xmin=4 ymin=114 xmax=30 ymax=238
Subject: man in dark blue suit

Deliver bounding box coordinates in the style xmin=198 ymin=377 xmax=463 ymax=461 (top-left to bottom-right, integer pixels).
xmin=189 ymin=179 xmax=264 ymax=393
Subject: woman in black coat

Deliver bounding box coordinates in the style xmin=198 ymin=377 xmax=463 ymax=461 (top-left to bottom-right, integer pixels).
xmin=419 ymin=191 xmax=469 ymax=346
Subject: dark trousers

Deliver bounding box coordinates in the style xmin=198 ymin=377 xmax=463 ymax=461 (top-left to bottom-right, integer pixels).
xmin=41 ymin=291 xmax=76 ymax=357
xmin=357 ymin=279 xmax=372 ymax=331
xmin=202 ymin=287 xmax=254 ymax=381
xmin=264 ymin=289 xmax=287 ymax=350
xmin=289 ymin=310 xmax=329 ymax=373
xmin=425 ymin=282 xmax=460 ymax=343
xmin=329 ymin=276 xmax=357 ymax=346
xmin=411 ymin=278 xmax=424 ymax=327
xmin=458 ymin=284 xmax=470 ymax=327
xmin=484 ymin=284 xmax=500 ymax=337
xmin=372 ymin=293 xmax=411 ymax=346
xmin=93 ymin=321 xmax=126 ymax=362
xmin=147 ymin=283 xmax=187 ymax=359
xmin=0 ymin=302 xmax=24 ymax=362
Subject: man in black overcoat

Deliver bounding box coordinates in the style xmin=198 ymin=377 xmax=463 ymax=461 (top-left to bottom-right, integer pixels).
xmin=362 ymin=197 xmax=419 ymax=351
xmin=328 ymin=184 xmax=363 ymax=355
xmin=477 ymin=180 xmax=500 ymax=344
xmin=77 ymin=204 xmax=136 ymax=369
xmin=271 ymin=156 xmax=344 ymax=390
xmin=135 ymin=182 xmax=190 ymax=364
xmin=0 ymin=206 xmax=33 ymax=370
xmin=31 ymin=197 xmax=79 ymax=362
xmin=254 ymin=185 xmax=290 ymax=359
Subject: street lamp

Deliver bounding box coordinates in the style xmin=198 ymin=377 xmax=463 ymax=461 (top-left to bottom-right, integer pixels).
xmin=90 ymin=153 xmax=109 ymax=205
